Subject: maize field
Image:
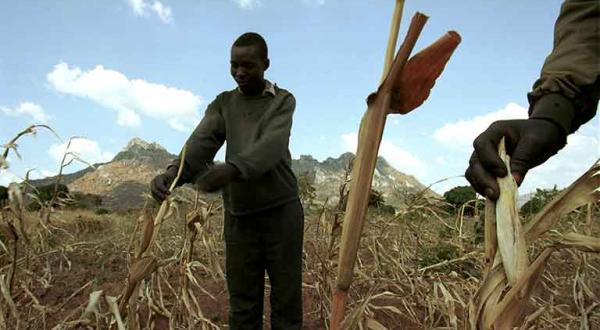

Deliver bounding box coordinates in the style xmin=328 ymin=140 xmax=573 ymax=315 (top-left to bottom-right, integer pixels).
xmin=0 ymin=127 xmax=599 ymax=329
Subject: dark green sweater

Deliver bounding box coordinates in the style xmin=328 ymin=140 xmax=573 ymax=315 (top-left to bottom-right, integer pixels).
xmin=527 ymin=0 xmax=599 ymax=134
xmin=172 ymin=84 xmax=299 ymax=215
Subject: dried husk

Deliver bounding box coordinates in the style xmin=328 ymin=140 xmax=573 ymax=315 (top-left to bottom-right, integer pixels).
xmin=483 ymin=198 xmax=497 ymax=272
xmin=137 ymin=211 xmax=155 ymax=259
xmin=525 ymin=160 xmax=600 ymax=242
xmin=107 ymin=295 xmax=126 ymax=330
xmin=0 ymin=222 xmax=17 ymax=242
xmin=7 ymin=183 xmax=23 ymax=217
xmin=495 ymin=138 xmax=528 ymax=285
xmin=81 ymin=290 xmax=104 ymax=320
xmin=128 ymin=256 xmax=158 ymax=285
xmin=559 ymin=232 xmax=600 ymax=252
xmin=486 ymin=248 xmax=554 ymax=329
xmin=471 ymin=157 xmax=600 ymax=329
xmin=389 ymin=30 xmax=461 ymax=114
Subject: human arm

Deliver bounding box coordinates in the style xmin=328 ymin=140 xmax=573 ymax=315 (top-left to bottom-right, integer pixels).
xmin=465 ymin=0 xmax=599 ymax=200
xmin=150 ymin=97 xmax=226 ymax=201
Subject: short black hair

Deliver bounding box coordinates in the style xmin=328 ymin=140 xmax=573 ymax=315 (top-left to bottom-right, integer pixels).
xmin=233 ymin=32 xmax=268 ymax=60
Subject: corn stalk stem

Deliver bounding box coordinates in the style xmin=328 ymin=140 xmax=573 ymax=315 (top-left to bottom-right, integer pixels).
xmin=118 ymin=144 xmax=187 ymax=318
xmin=380 ymin=0 xmax=405 ymax=84
xmin=330 ymin=8 xmax=429 ymax=329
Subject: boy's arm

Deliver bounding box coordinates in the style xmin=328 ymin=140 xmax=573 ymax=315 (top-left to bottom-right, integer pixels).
xmin=169 ymin=97 xmax=226 ymax=185
xmin=527 ymin=0 xmax=599 ymax=134
xmin=227 ymin=94 xmax=295 ymax=180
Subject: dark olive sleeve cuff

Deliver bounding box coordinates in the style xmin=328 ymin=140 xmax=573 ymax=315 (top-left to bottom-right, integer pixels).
xmin=166 ymin=161 xmax=192 ymax=186
xmin=226 ymin=157 xmax=251 ymax=181
xmin=529 ymin=93 xmax=576 ymax=136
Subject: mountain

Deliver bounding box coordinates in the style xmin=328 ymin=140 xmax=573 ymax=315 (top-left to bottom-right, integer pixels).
xmin=33 ymin=138 xmax=430 ymax=210
xmin=293 ymin=154 xmax=427 ymax=206
xmin=112 ymin=138 xmax=175 ymax=168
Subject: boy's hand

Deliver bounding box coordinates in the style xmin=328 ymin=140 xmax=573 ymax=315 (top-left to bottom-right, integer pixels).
xmin=150 ymin=167 xmax=178 ymax=202
xmin=465 ymin=118 xmax=566 ymax=201
xmin=197 ymin=163 xmax=240 ymax=192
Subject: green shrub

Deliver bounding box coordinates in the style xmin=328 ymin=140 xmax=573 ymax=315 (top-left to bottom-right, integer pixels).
xmin=297 ymin=172 xmax=316 ymax=206
xmin=420 ymin=242 xmax=459 ymax=266
xmin=520 ymin=186 xmax=561 ymax=217
xmin=35 ymin=183 xmax=69 ymax=203
xmin=68 ymin=192 xmax=103 ymax=209
xmin=27 ymin=183 xmax=70 ymax=210
xmin=0 ymin=185 xmax=7 ymax=207
xmin=419 ymin=242 xmax=478 ymax=277
xmin=94 ymin=208 xmax=111 ymax=215
xmin=443 ymin=185 xmax=479 ymax=215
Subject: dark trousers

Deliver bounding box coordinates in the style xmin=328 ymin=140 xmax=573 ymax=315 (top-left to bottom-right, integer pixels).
xmin=224 ymin=199 xmax=304 ymax=330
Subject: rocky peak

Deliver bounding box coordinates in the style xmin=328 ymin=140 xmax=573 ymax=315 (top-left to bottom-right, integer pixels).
xmin=124 ymin=137 xmax=167 ymax=152
xmin=112 ymin=137 xmax=175 ymax=168
xmin=321 ymin=152 xmax=355 ymax=171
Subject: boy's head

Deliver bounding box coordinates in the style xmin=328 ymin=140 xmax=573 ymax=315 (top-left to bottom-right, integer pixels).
xmin=231 ymin=32 xmax=270 ymax=95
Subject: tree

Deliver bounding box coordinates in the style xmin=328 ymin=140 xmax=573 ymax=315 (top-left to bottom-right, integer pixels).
xmin=28 ymin=183 xmax=70 ymax=210
xmin=444 ymin=185 xmax=477 ymax=215
xmin=520 ymin=186 xmax=561 ymax=216
xmin=368 ymin=189 xmax=386 ymax=208
xmin=0 ymin=185 xmax=7 ymax=207
xmin=342 ymin=188 xmax=395 ymax=214
xmin=297 ymin=172 xmax=316 ymax=206
xmin=36 ymin=184 xmax=69 ymax=203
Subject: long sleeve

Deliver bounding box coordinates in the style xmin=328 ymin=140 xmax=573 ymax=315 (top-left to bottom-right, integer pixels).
xmin=528 ymin=0 xmax=600 ymax=133
xmin=170 ymin=96 xmax=226 ymax=184
xmin=227 ymin=94 xmax=295 ymax=180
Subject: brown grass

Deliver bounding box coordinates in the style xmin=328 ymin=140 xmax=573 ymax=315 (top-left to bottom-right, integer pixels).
xmin=0 ymin=191 xmax=598 ymax=329
xmin=1 ymin=129 xmax=599 ymax=329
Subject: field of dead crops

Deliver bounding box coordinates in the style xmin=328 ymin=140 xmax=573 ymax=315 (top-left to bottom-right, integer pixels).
xmin=1 ymin=127 xmax=599 ymax=329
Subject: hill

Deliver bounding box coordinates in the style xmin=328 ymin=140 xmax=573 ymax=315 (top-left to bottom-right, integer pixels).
xmin=32 ymin=138 xmax=431 ymax=209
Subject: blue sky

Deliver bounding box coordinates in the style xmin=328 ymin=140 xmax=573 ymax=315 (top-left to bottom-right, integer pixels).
xmin=1 ymin=0 xmax=598 ymax=194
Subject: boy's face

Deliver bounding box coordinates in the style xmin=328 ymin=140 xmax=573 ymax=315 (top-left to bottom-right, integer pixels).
xmin=230 ymin=45 xmax=269 ymax=95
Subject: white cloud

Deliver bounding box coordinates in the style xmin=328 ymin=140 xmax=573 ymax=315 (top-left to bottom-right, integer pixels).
xmin=433 ymin=102 xmax=528 ymax=149
xmin=128 ymin=0 xmax=145 ymax=14
xmin=342 ymin=132 xmax=425 ymax=178
xmin=235 ymin=0 xmax=323 ymax=8
xmin=28 ymin=169 xmax=57 ymax=180
xmin=235 ymin=0 xmax=262 ymax=9
xmin=151 ymin=1 xmax=172 ymax=23
xmin=430 ymin=102 xmax=599 ymax=194
xmin=302 ymin=0 xmax=325 ymax=5
xmin=127 ymin=0 xmax=173 ymax=23
xmin=520 ymin=126 xmax=599 ymax=193
xmin=47 ymin=63 xmax=202 ymax=132
xmin=1 ymin=102 xmax=51 ymax=123
xmin=0 ymin=170 xmax=20 ymax=186
xmin=49 ymin=138 xmax=115 ymax=166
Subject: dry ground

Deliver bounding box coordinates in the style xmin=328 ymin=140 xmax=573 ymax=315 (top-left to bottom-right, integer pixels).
xmin=0 ymin=198 xmax=599 ymax=329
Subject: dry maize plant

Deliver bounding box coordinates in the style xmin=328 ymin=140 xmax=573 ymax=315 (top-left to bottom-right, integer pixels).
xmin=330 ymin=1 xmax=462 ymax=326
xmin=470 ymin=138 xmax=600 ymax=329
xmin=0 ymin=125 xmax=61 ymax=329
xmin=113 ymin=144 xmax=228 ymax=329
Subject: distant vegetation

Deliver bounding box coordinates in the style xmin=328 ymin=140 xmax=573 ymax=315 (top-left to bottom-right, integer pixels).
xmin=27 ymin=183 xmax=69 ymax=210
xmin=25 ymin=183 xmax=104 ymax=212
xmin=297 ymin=172 xmax=317 ymax=206
xmin=2 ymin=126 xmax=598 ymax=329
xmin=0 ymin=185 xmax=7 ymax=208
xmin=443 ymin=185 xmax=479 ymax=216
xmin=520 ymin=186 xmax=562 ymax=216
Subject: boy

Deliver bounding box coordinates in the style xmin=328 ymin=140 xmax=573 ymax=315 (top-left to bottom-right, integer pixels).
xmin=150 ymin=32 xmax=303 ymax=329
